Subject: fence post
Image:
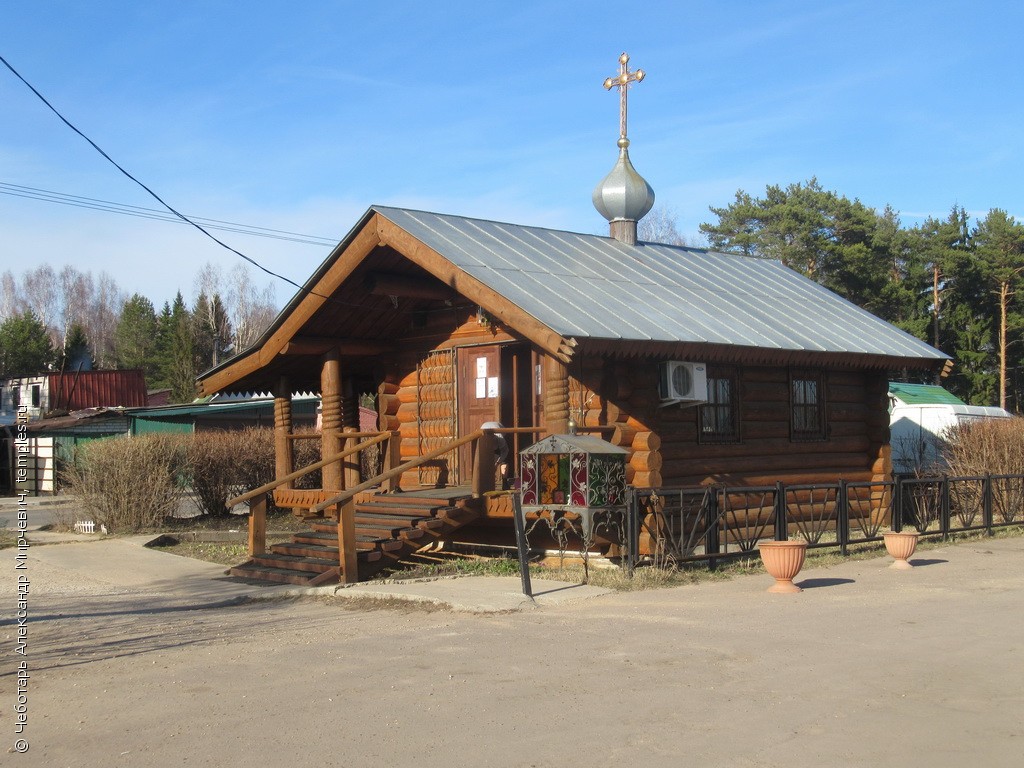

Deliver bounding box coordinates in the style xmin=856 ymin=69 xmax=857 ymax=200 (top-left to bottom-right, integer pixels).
xmin=624 ymin=489 xmax=637 ymax=577
xmin=511 ymin=493 xmax=533 ymax=597
xmin=774 ymin=481 xmax=787 ymax=541
xmin=837 ymin=479 xmax=849 ymax=557
xmin=337 ymin=498 xmax=358 ymax=584
xmin=472 ymin=431 xmax=496 ymax=497
xmin=940 ymin=474 xmax=951 ymax=541
xmin=248 ymin=494 xmax=267 ymax=556
xmin=705 ymin=487 xmax=721 ymax=570
xmin=383 ymin=431 xmax=402 ymax=492
xmin=893 ymin=475 xmax=903 ymax=533
xmin=983 ymin=474 xmax=994 ymax=537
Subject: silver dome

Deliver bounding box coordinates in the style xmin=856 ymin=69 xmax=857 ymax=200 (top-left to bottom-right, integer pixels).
xmin=592 ymin=137 xmax=655 ymax=225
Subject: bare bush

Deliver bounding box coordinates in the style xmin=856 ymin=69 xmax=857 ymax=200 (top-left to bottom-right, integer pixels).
xmin=62 ymin=435 xmax=188 ymax=532
xmin=943 ymin=418 xmax=1024 ymax=476
xmin=292 ymin=432 xmax=322 ymax=489
xmin=187 ymin=428 xmax=275 ymax=516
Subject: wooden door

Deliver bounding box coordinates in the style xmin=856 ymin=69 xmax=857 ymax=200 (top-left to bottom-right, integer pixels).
xmin=457 ymin=346 xmax=502 ymax=482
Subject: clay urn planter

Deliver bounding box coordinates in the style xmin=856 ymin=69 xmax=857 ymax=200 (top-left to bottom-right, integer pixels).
xmin=883 ymin=530 xmax=919 ymax=570
xmin=758 ymin=539 xmax=808 ymax=594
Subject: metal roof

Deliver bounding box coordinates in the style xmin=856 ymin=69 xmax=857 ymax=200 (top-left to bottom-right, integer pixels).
xmin=889 ymin=382 xmax=967 ymax=406
xmin=47 ymin=369 xmax=148 ymax=410
xmin=522 ymin=433 xmax=630 ymax=455
xmin=374 ymin=206 xmax=948 ymax=361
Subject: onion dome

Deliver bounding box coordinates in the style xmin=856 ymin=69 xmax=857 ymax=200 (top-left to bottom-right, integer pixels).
xmin=592 ymin=136 xmax=655 ymax=227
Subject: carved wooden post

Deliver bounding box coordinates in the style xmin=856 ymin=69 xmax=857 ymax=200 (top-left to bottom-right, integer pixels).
xmin=543 ymin=355 xmax=570 ymax=434
xmin=321 ymin=351 xmax=343 ymax=493
xmin=248 ymin=494 xmax=267 ymax=556
xmin=472 ymin=429 xmax=497 ymax=497
xmin=337 ymin=499 xmax=358 ymax=584
xmin=273 ymin=376 xmax=293 ymax=490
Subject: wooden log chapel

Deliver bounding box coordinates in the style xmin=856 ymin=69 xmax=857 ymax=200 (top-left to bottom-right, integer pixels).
xmin=200 ymin=54 xmax=949 ymax=585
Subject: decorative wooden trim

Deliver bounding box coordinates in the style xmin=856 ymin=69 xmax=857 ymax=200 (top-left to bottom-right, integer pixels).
xmin=576 ymin=338 xmax=945 ymax=373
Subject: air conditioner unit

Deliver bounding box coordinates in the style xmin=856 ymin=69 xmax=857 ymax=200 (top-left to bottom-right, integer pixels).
xmin=658 ymin=361 xmax=708 ymax=406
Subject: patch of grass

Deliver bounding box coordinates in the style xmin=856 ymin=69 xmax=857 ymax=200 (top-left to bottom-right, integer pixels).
xmin=386 ymin=555 xmax=522 ymax=581
xmin=151 ymin=540 xmax=249 ymax=565
xmin=158 ymin=511 xmax=306 ymax=533
xmin=151 ymin=535 xmax=290 ymax=565
xmin=0 ymin=530 xmax=16 ymax=550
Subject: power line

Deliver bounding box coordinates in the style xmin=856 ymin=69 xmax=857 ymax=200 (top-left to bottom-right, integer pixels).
xmin=0 ymin=53 xmax=335 ymax=299
xmin=0 ymin=181 xmax=337 ymax=246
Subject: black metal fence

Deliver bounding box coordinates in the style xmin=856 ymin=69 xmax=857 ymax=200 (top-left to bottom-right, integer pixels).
xmin=624 ymin=473 xmax=1024 ymax=572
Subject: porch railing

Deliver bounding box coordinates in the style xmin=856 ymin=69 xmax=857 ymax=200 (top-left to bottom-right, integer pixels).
xmin=225 ymin=430 xmax=399 ymax=583
xmin=228 ymin=426 xmax=545 ymax=584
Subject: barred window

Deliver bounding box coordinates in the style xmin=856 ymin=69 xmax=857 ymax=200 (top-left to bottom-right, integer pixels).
xmin=791 ymin=372 xmax=826 ymax=440
xmin=699 ymin=370 xmax=739 ymax=443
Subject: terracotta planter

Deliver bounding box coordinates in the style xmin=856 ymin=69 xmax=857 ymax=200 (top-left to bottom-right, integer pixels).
xmin=883 ymin=531 xmax=919 ymax=570
xmin=758 ymin=539 xmax=808 ymax=593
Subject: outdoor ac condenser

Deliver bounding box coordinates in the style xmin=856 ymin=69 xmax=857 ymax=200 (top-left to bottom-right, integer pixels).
xmin=658 ymin=361 xmax=708 ymax=406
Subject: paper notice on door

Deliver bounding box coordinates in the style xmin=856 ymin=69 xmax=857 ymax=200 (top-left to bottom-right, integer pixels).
xmin=475 ymin=378 xmax=486 ymax=398
xmin=487 ymin=376 xmax=498 ymax=398
xmin=476 ymin=357 xmax=487 ymax=378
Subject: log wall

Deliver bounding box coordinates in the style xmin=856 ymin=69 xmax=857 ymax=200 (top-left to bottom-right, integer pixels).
xmin=655 ymin=366 xmax=884 ymax=486
xmin=567 ymin=359 xmax=889 ymax=490
xmin=385 ymin=311 xmax=515 ymax=487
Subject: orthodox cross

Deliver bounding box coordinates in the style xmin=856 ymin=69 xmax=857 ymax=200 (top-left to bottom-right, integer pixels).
xmin=603 ymin=52 xmax=645 ymax=141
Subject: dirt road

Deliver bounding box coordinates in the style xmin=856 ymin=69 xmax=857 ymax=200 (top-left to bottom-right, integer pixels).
xmin=4 ymin=535 xmax=1023 ymax=767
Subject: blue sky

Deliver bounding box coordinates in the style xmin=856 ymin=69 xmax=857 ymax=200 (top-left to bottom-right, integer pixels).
xmin=2 ymin=1 xmax=1022 ymax=307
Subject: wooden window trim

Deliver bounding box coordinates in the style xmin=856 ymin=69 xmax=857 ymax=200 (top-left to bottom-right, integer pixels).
xmin=699 ymin=367 xmax=740 ymax=444
xmin=790 ymin=369 xmax=827 ymax=442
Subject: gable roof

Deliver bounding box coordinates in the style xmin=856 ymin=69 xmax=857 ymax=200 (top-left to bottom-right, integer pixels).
xmin=375 ymin=206 xmax=947 ymax=359
xmin=198 ymin=205 xmax=948 ymax=395
xmin=889 ymin=382 xmax=967 ymax=406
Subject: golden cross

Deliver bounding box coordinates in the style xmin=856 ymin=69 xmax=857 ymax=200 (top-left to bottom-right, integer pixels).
xmin=603 ymin=52 xmax=645 ymax=141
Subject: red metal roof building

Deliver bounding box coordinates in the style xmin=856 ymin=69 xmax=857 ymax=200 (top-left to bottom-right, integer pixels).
xmin=46 ymin=369 xmax=148 ymax=411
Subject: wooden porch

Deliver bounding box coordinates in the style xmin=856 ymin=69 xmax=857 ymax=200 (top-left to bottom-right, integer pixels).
xmin=226 ymin=426 xmax=539 ymax=586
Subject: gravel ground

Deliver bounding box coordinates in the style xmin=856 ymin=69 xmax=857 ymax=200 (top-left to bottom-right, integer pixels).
xmin=2 ymin=533 xmax=1023 ymax=767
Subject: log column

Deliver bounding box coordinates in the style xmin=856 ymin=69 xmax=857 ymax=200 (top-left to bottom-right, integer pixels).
xmin=543 ymin=356 xmax=570 ymax=434
xmin=321 ymin=351 xmax=343 ymax=492
xmin=273 ymin=376 xmax=293 ymax=489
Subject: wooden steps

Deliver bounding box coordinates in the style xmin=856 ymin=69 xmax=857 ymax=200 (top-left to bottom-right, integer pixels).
xmin=228 ymin=488 xmax=480 ymax=586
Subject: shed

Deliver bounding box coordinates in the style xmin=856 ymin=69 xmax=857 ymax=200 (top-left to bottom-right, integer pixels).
xmin=5 ymin=409 xmax=131 ymax=495
xmin=889 ymin=382 xmax=1013 ymax=474
xmin=129 ymin=396 xmax=319 ymax=435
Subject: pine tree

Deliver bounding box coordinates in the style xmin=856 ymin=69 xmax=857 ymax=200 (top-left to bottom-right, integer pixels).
xmin=114 ymin=294 xmax=159 ymax=379
xmin=0 ymin=311 xmax=55 ymax=377
xmin=168 ymin=293 xmax=197 ymax=402
xmin=55 ymin=322 xmax=94 ymax=372
xmin=973 ymin=209 xmax=1024 ymax=410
